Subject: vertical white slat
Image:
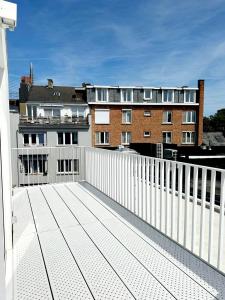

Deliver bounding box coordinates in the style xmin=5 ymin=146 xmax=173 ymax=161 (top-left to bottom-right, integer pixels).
xmin=199 ymin=168 xmax=207 ymax=258
xmin=191 ymin=166 xmax=198 ymax=252
xmin=26 ymin=148 xmax=29 ymax=186
xmin=134 ymin=155 xmax=138 ymax=215
xmin=154 ymin=159 xmax=159 ymax=228
xmin=165 ymin=161 xmax=170 ymax=235
xmin=208 ymin=169 xmax=216 ymax=263
xmin=116 ymin=153 xmax=119 ymax=203
xmin=160 ymin=160 xmax=164 ymax=232
xmin=122 ymin=154 xmax=125 ymax=206
xmin=138 ymin=156 xmax=142 ymax=218
xmin=184 ymin=165 xmax=190 ymax=248
xmin=130 ymin=155 xmax=134 ymax=213
xmin=177 ymin=164 xmax=183 ymax=243
xmin=217 ymin=172 xmax=225 ymax=269
xmin=146 ymin=158 xmax=150 ymax=223
xmin=150 ymin=158 xmax=154 ymax=225
xmin=171 ymin=162 xmax=176 ymax=239
xmin=142 ymin=156 xmax=146 ymax=220
xmin=127 ymin=155 xmax=130 ymax=210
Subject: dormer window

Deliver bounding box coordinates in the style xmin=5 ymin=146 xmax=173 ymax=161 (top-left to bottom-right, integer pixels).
xmin=121 ymin=89 xmax=133 ymax=102
xmin=162 ymin=90 xmax=174 ymax=102
xmin=144 ymin=89 xmax=152 ymax=100
xmin=96 ymin=88 xmax=108 ymax=102
xmin=53 ymin=91 xmax=61 ymax=97
xmin=184 ymin=90 xmax=196 ymax=103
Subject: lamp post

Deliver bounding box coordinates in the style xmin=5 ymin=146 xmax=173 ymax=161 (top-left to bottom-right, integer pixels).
xmin=0 ymin=1 xmax=17 ymax=299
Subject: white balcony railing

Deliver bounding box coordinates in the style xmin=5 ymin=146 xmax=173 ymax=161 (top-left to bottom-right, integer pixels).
xmin=11 ymin=146 xmax=225 ymax=274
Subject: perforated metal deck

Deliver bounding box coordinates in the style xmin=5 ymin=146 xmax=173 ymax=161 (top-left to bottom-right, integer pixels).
xmin=13 ymin=182 xmax=225 ymax=300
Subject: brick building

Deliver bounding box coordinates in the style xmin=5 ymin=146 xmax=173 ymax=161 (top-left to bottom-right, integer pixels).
xmin=86 ymin=80 xmax=204 ymax=148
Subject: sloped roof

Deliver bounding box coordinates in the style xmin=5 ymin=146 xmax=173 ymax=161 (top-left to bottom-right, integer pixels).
xmin=27 ymin=85 xmax=87 ymax=104
xmin=203 ymin=132 xmax=225 ymax=146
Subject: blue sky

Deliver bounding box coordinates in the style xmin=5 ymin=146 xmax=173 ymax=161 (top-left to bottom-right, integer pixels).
xmin=8 ymin=0 xmax=225 ymax=115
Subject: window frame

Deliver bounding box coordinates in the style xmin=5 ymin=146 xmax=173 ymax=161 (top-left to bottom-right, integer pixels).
xmin=144 ymin=111 xmax=151 ymax=117
xmin=182 ymin=131 xmax=196 ymax=144
xmin=95 ymin=109 xmax=110 ymax=124
xmin=95 ymin=88 xmax=109 ymax=102
xmin=57 ymin=132 xmax=78 ymax=145
xmin=57 ymin=159 xmax=79 ymax=174
xmin=121 ymin=131 xmax=132 ymax=145
xmin=162 ymin=89 xmax=174 ymax=103
xmin=183 ymin=111 xmax=196 ymax=123
xmin=143 ymin=89 xmax=152 ymax=100
xmin=184 ymin=90 xmax=196 ymax=103
xmin=23 ymin=133 xmax=46 ymax=146
xmin=120 ymin=89 xmax=133 ymax=103
xmin=144 ymin=131 xmax=151 ymax=137
xmin=95 ymin=131 xmax=110 ymax=145
xmin=122 ymin=109 xmax=132 ymax=124
xmin=163 ymin=111 xmax=172 ymax=123
xmin=162 ymin=131 xmax=172 ymax=144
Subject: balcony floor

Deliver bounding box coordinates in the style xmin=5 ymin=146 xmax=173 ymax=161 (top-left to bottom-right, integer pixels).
xmin=12 ymin=182 xmax=225 ymax=300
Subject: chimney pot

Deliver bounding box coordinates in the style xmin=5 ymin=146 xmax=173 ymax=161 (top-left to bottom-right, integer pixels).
xmin=47 ymin=79 xmax=53 ymax=88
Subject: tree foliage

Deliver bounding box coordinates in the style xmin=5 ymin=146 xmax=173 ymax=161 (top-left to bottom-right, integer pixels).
xmin=204 ymin=109 xmax=225 ymax=132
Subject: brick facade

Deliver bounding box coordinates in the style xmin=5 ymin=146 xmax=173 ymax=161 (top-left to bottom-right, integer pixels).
xmin=90 ymin=80 xmax=204 ymax=148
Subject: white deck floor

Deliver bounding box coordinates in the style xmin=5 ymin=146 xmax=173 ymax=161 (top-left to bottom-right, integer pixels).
xmin=12 ymin=182 xmax=225 ymax=300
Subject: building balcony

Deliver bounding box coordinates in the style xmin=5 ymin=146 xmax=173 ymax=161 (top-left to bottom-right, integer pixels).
xmin=19 ymin=115 xmax=90 ymax=130
xmin=9 ymin=147 xmax=225 ymax=299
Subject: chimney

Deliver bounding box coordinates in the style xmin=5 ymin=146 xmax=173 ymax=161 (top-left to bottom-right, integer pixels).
xmin=47 ymin=79 xmax=53 ymax=89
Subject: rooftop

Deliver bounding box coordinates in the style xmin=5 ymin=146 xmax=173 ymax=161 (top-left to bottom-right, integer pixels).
xmin=13 ymin=182 xmax=225 ymax=299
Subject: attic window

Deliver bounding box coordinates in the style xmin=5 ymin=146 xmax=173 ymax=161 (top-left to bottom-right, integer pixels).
xmin=53 ymin=91 xmax=61 ymax=97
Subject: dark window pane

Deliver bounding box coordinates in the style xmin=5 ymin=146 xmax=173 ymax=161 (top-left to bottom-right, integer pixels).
xmin=72 ymin=132 xmax=78 ymax=144
xmin=33 ymin=106 xmax=37 ymax=118
xmin=65 ymin=132 xmax=71 ymax=144
xmin=33 ymin=160 xmax=38 ymax=173
xmin=74 ymin=159 xmax=79 ymax=173
xmin=58 ymin=132 xmax=63 ymax=144
xmin=27 ymin=106 xmax=32 ymax=117
xmin=24 ymin=134 xmax=29 ymax=144
xmin=31 ymin=134 xmax=36 ymax=144
xmin=53 ymin=109 xmax=60 ymax=117
xmin=38 ymin=133 xmax=45 ymax=145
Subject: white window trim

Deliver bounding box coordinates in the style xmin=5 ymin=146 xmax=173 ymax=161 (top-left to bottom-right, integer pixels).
xmin=121 ymin=132 xmax=131 ymax=145
xmin=120 ymin=89 xmax=133 ymax=103
xmin=143 ymin=89 xmax=152 ymax=100
xmin=95 ymin=88 xmax=109 ymax=102
xmin=182 ymin=111 xmax=196 ymax=124
xmin=122 ymin=109 xmax=132 ymax=124
xmin=182 ymin=131 xmax=195 ymax=144
xmin=57 ymin=132 xmax=78 ymax=145
xmin=162 ymin=111 xmax=172 ymax=124
xmin=95 ymin=132 xmax=110 ymax=145
xmin=57 ymin=159 xmax=79 ymax=174
xmin=184 ymin=90 xmax=196 ymax=103
xmin=162 ymin=90 xmax=174 ymax=103
xmin=144 ymin=111 xmax=151 ymax=117
xmin=23 ymin=157 xmax=46 ymax=175
xmin=23 ymin=133 xmax=46 ymax=146
xmin=162 ymin=131 xmax=172 ymax=144
xmin=144 ymin=131 xmax=151 ymax=137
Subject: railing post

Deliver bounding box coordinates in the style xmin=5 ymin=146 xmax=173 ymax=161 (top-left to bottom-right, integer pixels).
xmin=217 ymin=172 xmax=225 ymax=269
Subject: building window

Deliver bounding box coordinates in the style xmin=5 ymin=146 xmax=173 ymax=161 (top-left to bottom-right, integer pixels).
xmin=21 ymin=155 xmax=47 ymax=175
xmin=163 ymin=132 xmax=172 ymax=143
xmin=23 ymin=133 xmax=46 ymax=146
xmin=144 ymin=111 xmax=151 ymax=117
xmin=184 ymin=90 xmax=196 ymax=103
xmin=162 ymin=90 xmax=174 ymax=102
xmin=183 ymin=111 xmax=196 ymax=123
xmin=57 ymin=132 xmax=78 ymax=145
xmin=27 ymin=105 xmax=37 ymax=119
xmin=95 ymin=132 xmax=109 ymax=145
xmin=121 ymin=89 xmax=133 ymax=102
xmin=57 ymin=159 xmax=79 ymax=174
xmin=144 ymin=89 xmax=152 ymax=100
xmin=163 ymin=111 xmax=172 ymax=123
xmin=44 ymin=108 xmax=61 ymax=118
xmin=95 ymin=109 xmax=110 ymax=124
xmin=144 ymin=131 xmax=151 ymax=137
xmin=96 ymin=88 xmax=108 ymax=102
xmin=122 ymin=109 xmax=132 ymax=124
xmin=121 ymin=132 xmax=131 ymax=145
xmin=182 ymin=132 xmax=195 ymax=144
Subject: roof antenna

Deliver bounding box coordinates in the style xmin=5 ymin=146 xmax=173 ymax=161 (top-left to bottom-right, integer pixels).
xmin=30 ymin=62 xmax=34 ymax=84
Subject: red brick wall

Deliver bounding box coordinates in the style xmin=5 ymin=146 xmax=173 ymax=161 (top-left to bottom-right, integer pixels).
xmin=91 ymin=105 xmax=198 ymax=147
